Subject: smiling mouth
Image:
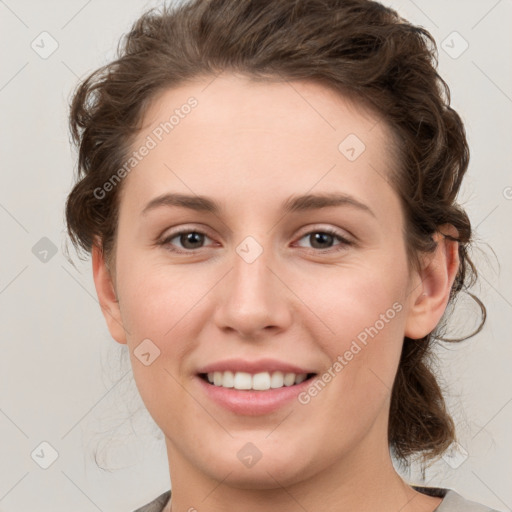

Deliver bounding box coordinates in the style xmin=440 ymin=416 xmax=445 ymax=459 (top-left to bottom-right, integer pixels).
xmin=198 ymin=372 xmax=317 ymax=391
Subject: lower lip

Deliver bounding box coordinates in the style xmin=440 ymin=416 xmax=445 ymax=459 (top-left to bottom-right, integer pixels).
xmin=195 ymin=375 xmax=316 ymax=416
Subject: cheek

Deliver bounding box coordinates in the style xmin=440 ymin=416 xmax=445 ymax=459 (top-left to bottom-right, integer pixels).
xmin=114 ymin=257 xmax=203 ymax=386
xmin=120 ymin=264 xmax=209 ymax=426
xmin=118 ymin=240 xmax=409 ymax=409
xmin=117 ymin=258 xmax=205 ymax=339
xmin=119 ymin=248 xmax=409 ymax=366
xmin=292 ymin=261 xmax=408 ymax=402
xmin=296 ymin=258 xmax=407 ymax=339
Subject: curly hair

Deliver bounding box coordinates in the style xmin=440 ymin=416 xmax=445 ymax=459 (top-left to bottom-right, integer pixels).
xmin=65 ymin=0 xmax=485 ymax=464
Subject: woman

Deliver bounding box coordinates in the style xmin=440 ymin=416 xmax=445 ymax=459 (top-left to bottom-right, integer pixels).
xmin=64 ymin=0 xmax=499 ymax=511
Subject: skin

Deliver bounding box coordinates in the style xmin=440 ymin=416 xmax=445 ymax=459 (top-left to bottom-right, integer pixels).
xmin=92 ymin=73 xmax=459 ymax=512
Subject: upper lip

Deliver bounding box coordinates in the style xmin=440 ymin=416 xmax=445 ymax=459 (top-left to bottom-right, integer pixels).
xmin=196 ymin=358 xmax=317 ymax=375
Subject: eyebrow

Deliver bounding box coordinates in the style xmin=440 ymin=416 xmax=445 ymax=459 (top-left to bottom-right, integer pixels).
xmin=141 ymin=192 xmax=376 ymax=218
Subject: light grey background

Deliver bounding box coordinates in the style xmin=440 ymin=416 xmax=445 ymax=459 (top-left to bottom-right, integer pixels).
xmin=0 ymin=0 xmax=511 ymax=510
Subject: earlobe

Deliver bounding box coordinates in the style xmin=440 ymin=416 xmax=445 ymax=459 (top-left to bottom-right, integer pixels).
xmin=91 ymin=241 xmax=127 ymax=345
xmin=404 ymin=225 xmax=460 ymax=340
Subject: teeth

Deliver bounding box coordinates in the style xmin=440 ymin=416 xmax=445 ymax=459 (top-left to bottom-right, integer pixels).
xmin=205 ymin=371 xmax=309 ymax=390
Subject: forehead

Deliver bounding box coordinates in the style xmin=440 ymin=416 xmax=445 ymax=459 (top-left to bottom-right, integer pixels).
xmin=140 ymin=73 xmax=388 ymax=147
xmin=121 ymin=73 xmax=400 ymax=223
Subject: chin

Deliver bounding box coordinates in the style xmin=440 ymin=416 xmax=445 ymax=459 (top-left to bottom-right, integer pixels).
xmin=197 ymin=446 xmax=316 ymax=490
xmin=213 ymin=464 xmax=307 ymax=491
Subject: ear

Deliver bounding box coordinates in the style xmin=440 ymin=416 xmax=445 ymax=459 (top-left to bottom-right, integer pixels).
xmin=404 ymin=224 xmax=460 ymax=340
xmin=91 ymin=240 xmax=127 ymax=344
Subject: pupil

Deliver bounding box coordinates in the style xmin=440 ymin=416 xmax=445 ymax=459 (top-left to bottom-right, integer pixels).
xmin=311 ymin=232 xmax=333 ymax=249
xmin=182 ymin=232 xmax=203 ymax=249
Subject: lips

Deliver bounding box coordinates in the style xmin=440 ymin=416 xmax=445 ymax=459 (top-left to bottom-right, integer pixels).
xmin=196 ymin=357 xmax=317 ymax=375
xmin=195 ymin=371 xmax=317 ymax=415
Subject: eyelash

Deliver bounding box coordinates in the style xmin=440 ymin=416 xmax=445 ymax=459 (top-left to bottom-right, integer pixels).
xmin=158 ymin=226 xmax=353 ymax=255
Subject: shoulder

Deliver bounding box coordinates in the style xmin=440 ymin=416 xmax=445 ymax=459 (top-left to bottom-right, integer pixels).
xmin=438 ymin=489 xmax=502 ymax=512
xmin=413 ymin=486 xmax=502 ymax=512
xmin=131 ymin=490 xmax=171 ymax=512
xmin=130 ymin=487 xmax=504 ymax=512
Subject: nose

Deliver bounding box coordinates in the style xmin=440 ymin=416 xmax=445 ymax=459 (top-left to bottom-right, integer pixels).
xmin=212 ymin=245 xmax=293 ymax=339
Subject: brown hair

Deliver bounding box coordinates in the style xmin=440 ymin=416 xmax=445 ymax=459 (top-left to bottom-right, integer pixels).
xmin=65 ymin=0 xmax=485 ymax=465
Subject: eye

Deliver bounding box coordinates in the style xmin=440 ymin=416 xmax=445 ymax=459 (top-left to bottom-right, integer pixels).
xmin=159 ymin=229 xmax=215 ymax=253
xmin=295 ymin=228 xmax=353 ymax=253
xmin=158 ymin=226 xmax=353 ymax=254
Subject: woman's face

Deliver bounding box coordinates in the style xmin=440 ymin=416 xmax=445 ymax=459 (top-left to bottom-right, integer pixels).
xmin=97 ymin=73 xmax=430 ymax=487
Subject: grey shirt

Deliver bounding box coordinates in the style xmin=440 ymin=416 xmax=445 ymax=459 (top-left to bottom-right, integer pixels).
xmin=132 ymin=486 xmax=501 ymax=511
